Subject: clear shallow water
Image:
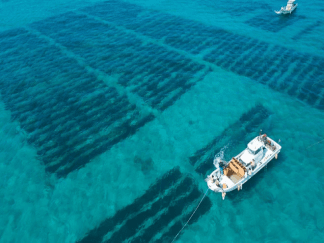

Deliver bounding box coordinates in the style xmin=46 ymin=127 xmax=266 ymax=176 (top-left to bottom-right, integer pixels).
xmin=0 ymin=0 xmax=324 ymax=242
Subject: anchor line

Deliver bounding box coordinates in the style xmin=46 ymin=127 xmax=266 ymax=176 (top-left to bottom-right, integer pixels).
xmin=171 ymin=188 xmax=209 ymax=243
xmin=306 ymin=138 xmax=324 ymax=149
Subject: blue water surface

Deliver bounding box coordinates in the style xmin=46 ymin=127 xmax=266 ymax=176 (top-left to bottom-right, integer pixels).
xmin=0 ymin=0 xmax=324 ymax=242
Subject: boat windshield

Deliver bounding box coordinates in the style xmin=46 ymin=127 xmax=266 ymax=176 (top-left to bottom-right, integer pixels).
xmin=247 ymin=148 xmax=255 ymax=154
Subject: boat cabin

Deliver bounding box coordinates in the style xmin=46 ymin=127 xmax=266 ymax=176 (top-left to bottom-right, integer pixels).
xmin=240 ymin=138 xmax=265 ymax=166
xmin=286 ymin=0 xmax=296 ymax=11
xmin=275 ymin=0 xmax=297 ymax=14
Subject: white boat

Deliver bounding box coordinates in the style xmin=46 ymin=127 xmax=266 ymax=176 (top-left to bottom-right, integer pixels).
xmin=206 ymin=134 xmax=281 ymax=200
xmin=275 ymin=0 xmax=298 ymax=14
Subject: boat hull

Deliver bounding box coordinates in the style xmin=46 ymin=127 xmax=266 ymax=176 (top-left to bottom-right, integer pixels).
xmin=275 ymin=4 xmax=298 ymax=14
xmin=207 ymin=136 xmax=281 ymax=193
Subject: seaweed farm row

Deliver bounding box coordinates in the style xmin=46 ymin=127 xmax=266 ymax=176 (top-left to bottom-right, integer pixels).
xmin=204 ymin=0 xmax=272 ymax=18
xmin=30 ymin=11 xmax=208 ymax=111
xmin=0 ymin=29 xmax=155 ymax=177
xmin=78 ymin=167 xmax=211 ymax=243
xmin=0 ymin=5 xmax=210 ymax=177
xmin=292 ymin=20 xmax=323 ymax=41
xmin=1 ymin=0 xmax=323 ymax=179
xmin=245 ymin=13 xmax=306 ymax=33
xmin=79 ymin=0 xmax=324 ymax=111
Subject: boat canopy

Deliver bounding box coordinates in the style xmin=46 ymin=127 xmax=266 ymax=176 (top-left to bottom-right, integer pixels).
xmin=240 ymin=150 xmax=254 ymax=165
xmin=247 ymin=139 xmax=263 ymax=152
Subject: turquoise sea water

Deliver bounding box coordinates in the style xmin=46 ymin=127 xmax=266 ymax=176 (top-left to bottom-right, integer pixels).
xmin=1 ymin=0 xmax=324 ymax=242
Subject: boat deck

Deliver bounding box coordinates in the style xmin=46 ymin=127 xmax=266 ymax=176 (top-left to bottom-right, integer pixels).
xmin=221 ymin=176 xmax=235 ymax=188
xmin=230 ymin=174 xmax=241 ymax=183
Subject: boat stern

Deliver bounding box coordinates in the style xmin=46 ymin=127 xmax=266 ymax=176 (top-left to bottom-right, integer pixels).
xmin=207 ymin=179 xmax=222 ymax=192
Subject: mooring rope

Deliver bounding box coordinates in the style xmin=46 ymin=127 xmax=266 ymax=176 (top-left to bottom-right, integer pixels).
xmin=171 ymin=188 xmax=209 ymax=243
xmin=306 ymin=138 xmax=324 ymax=149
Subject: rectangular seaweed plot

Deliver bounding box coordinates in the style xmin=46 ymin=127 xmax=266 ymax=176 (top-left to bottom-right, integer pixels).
xmin=198 ymin=0 xmax=271 ymax=17
xmin=245 ymin=13 xmax=305 ymax=33
xmin=204 ymin=36 xmax=324 ymax=110
xmin=223 ymin=2 xmax=271 ymax=17
xmin=78 ymin=167 xmax=212 ymax=243
xmin=0 ymin=29 xmax=154 ymax=177
xmin=292 ymin=20 xmax=323 ymax=40
xmin=30 ymin=12 xmax=209 ymax=111
xmin=80 ymin=0 xmax=229 ymax=56
xmin=79 ymin=1 xmax=324 ymax=111
xmin=190 ymin=104 xmax=271 ymax=177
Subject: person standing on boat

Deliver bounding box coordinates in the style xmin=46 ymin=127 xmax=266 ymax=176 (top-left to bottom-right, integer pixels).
xmin=220 ymin=165 xmax=224 ymax=174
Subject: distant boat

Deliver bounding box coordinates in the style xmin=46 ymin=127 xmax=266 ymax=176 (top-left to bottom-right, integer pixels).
xmin=275 ymin=0 xmax=298 ymax=14
xmin=206 ymin=134 xmax=281 ymax=200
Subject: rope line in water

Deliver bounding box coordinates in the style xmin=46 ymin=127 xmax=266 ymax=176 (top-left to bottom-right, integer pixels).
xmin=171 ymin=188 xmax=209 ymax=243
xmin=306 ymin=138 xmax=324 ymax=149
